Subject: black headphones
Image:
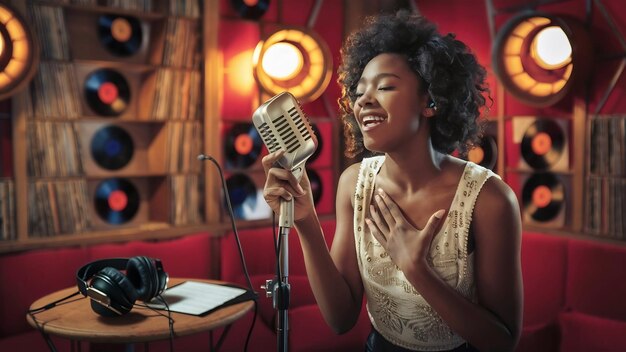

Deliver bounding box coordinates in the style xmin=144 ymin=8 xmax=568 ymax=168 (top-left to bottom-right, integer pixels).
xmin=76 ymin=257 xmax=169 ymax=317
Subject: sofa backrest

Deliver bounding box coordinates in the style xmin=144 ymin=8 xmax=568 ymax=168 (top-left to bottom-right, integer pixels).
xmin=0 ymin=246 xmax=89 ymax=337
xmin=520 ymin=232 xmax=568 ymax=327
xmin=220 ymin=220 xmax=337 ymax=283
xmin=565 ymin=238 xmax=626 ymax=321
xmin=87 ymin=232 xmax=214 ymax=279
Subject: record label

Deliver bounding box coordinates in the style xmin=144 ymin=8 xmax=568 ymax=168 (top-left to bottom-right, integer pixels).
xmin=108 ymin=190 xmax=128 ymax=211
xmin=224 ymin=123 xmax=262 ymax=169
xmin=531 ymin=132 xmax=552 ymax=156
xmin=95 ymin=178 xmax=139 ymax=224
xmin=230 ymin=0 xmax=270 ymax=20
xmin=84 ymin=68 xmax=131 ymax=116
xmin=521 ymin=119 xmax=564 ymax=170
xmin=111 ymin=18 xmax=132 ymax=42
xmin=97 ymin=82 xmax=119 ymax=105
xmin=235 ymin=134 xmax=254 ymax=155
xmin=467 ymin=134 xmax=497 ymax=170
xmin=467 ymin=146 xmax=485 ymax=165
xmin=522 ymin=172 xmax=564 ymax=222
xmin=90 ymin=125 xmax=134 ymax=170
xmin=98 ymin=14 xmax=142 ymax=57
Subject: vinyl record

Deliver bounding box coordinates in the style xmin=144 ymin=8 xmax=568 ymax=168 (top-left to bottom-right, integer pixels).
xmin=224 ymin=123 xmax=263 ymax=169
xmin=84 ymin=68 xmax=131 ymax=116
xmin=230 ymin=0 xmax=270 ymax=20
xmin=98 ymin=14 xmax=142 ymax=57
xmin=521 ymin=119 xmax=564 ymax=170
xmin=225 ymin=173 xmax=260 ymax=220
xmin=522 ymin=172 xmax=565 ymax=222
xmin=307 ymin=168 xmax=323 ymax=205
xmin=94 ymin=178 xmax=139 ymax=225
xmin=468 ymin=134 xmax=497 ymax=170
xmin=90 ymin=125 xmax=134 ymax=170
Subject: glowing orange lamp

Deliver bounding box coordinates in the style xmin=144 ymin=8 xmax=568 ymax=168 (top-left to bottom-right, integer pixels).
xmin=0 ymin=2 xmax=38 ymax=100
xmin=253 ymin=26 xmax=332 ymax=103
xmin=492 ymin=12 xmax=592 ymax=107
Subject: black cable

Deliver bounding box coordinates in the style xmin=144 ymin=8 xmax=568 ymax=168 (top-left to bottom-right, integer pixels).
xmin=27 ymin=290 xmax=81 ymax=314
xmin=137 ymin=295 xmax=175 ymax=352
xmin=244 ymin=299 xmax=259 ymax=352
xmin=200 ymin=154 xmax=258 ymax=352
xmin=26 ymin=290 xmax=81 ymax=352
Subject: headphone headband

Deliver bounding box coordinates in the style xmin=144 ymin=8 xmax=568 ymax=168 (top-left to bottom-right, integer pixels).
xmin=76 ymin=257 xmax=165 ymax=296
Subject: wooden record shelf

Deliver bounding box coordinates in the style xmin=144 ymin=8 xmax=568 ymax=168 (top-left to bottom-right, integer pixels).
xmin=1 ymin=0 xmax=221 ymax=253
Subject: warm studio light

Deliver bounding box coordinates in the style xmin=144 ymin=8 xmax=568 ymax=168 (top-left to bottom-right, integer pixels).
xmin=0 ymin=3 xmax=38 ymax=100
xmin=253 ymin=27 xmax=332 ymax=103
xmin=492 ymin=12 xmax=591 ymax=107
xmin=261 ymin=42 xmax=303 ymax=80
xmin=532 ymin=26 xmax=572 ymax=69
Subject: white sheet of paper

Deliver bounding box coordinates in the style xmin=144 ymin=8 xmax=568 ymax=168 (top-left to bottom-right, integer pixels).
xmin=148 ymin=281 xmax=247 ymax=316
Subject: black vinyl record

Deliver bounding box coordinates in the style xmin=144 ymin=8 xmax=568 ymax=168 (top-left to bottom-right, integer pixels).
xmin=225 ymin=173 xmax=259 ymax=220
xmin=230 ymin=0 xmax=270 ymax=20
xmin=468 ymin=134 xmax=497 ymax=170
xmin=309 ymin=123 xmax=323 ymax=164
xmin=84 ymin=68 xmax=131 ymax=116
xmin=98 ymin=14 xmax=142 ymax=57
xmin=307 ymin=168 xmax=323 ymax=205
xmin=94 ymin=178 xmax=140 ymax=225
xmin=90 ymin=125 xmax=134 ymax=170
xmin=224 ymin=123 xmax=263 ymax=169
xmin=522 ymin=172 xmax=564 ymax=222
xmin=521 ymin=119 xmax=564 ymax=170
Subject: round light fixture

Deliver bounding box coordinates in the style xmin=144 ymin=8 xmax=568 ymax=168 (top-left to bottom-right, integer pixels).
xmin=261 ymin=42 xmax=303 ymax=80
xmin=492 ymin=12 xmax=591 ymax=107
xmin=253 ymin=27 xmax=332 ymax=103
xmin=0 ymin=3 xmax=38 ymax=100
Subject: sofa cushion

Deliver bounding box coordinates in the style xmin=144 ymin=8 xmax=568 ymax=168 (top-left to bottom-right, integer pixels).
xmin=289 ymin=303 xmax=371 ymax=352
xmin=0 ymin=246 xmax=89 ymax=337
xmin=559 ymin=311 xmax=626 ymax=352
xmin=87 ymin=233 xmax=213 ymax=279
xmin=517 ymin=322 xmax=559 ymax=352
xmin=520 ymin=232 xmax=568 ymax=327
xmin=0 ymin=330 xmax=72 ymax=352
xmin=565 ymin=239 xmax=626 ymax=320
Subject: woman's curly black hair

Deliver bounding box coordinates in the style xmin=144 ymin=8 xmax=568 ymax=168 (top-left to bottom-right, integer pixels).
xmin=337 ymin=10 xmax=490 ymax=158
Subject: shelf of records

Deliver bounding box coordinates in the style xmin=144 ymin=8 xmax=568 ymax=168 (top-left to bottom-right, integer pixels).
xmin=584 ymin=115 xmax=626 ymax=240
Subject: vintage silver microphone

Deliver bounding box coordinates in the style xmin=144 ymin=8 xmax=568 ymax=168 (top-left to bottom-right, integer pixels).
xmin=252 ymin=91 xmax=317 ymax=352
xmin=252 ymin=91 xmax=317 ymax=228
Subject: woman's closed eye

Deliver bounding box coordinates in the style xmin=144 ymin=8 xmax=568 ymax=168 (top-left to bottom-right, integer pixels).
xmin=377 ymin=86 xmax=395 ymax=91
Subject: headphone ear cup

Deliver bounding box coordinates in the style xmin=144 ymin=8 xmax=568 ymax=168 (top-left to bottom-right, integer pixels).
xmin=91 ymin=267 xmax=138 ymax=317
xmin=126 ymin=256 xmax=157 ymax=302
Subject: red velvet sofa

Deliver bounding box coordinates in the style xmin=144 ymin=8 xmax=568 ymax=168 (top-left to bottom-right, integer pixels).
xmin=518 ymin=232 xmax=626 ymax=352
xmin=3 ymin=226 xmax=626 ymax=352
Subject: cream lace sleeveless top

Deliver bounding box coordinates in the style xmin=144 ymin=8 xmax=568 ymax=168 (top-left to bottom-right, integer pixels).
xmin=353 ymin=155 xmax=498 ymax=351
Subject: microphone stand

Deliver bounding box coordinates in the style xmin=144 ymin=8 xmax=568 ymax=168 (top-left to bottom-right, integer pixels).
xmin=263 ymin=166 xmax=303 ymax=352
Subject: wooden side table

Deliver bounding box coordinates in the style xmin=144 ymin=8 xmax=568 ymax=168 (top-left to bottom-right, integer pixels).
xmin=27 ymin=278 xmax=254 ymax=351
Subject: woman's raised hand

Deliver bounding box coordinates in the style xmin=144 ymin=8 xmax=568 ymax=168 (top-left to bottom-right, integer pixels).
xmin=261 ymin=150 xmax=316 ymax=222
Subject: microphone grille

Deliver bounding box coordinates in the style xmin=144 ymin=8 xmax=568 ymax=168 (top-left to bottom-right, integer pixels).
xmin=257 ymin=121 xmax=280 ymax=153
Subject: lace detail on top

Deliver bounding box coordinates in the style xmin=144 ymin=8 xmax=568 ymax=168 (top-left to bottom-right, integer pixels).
xmin=353 ymin=155 xmax=499 ymax=351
